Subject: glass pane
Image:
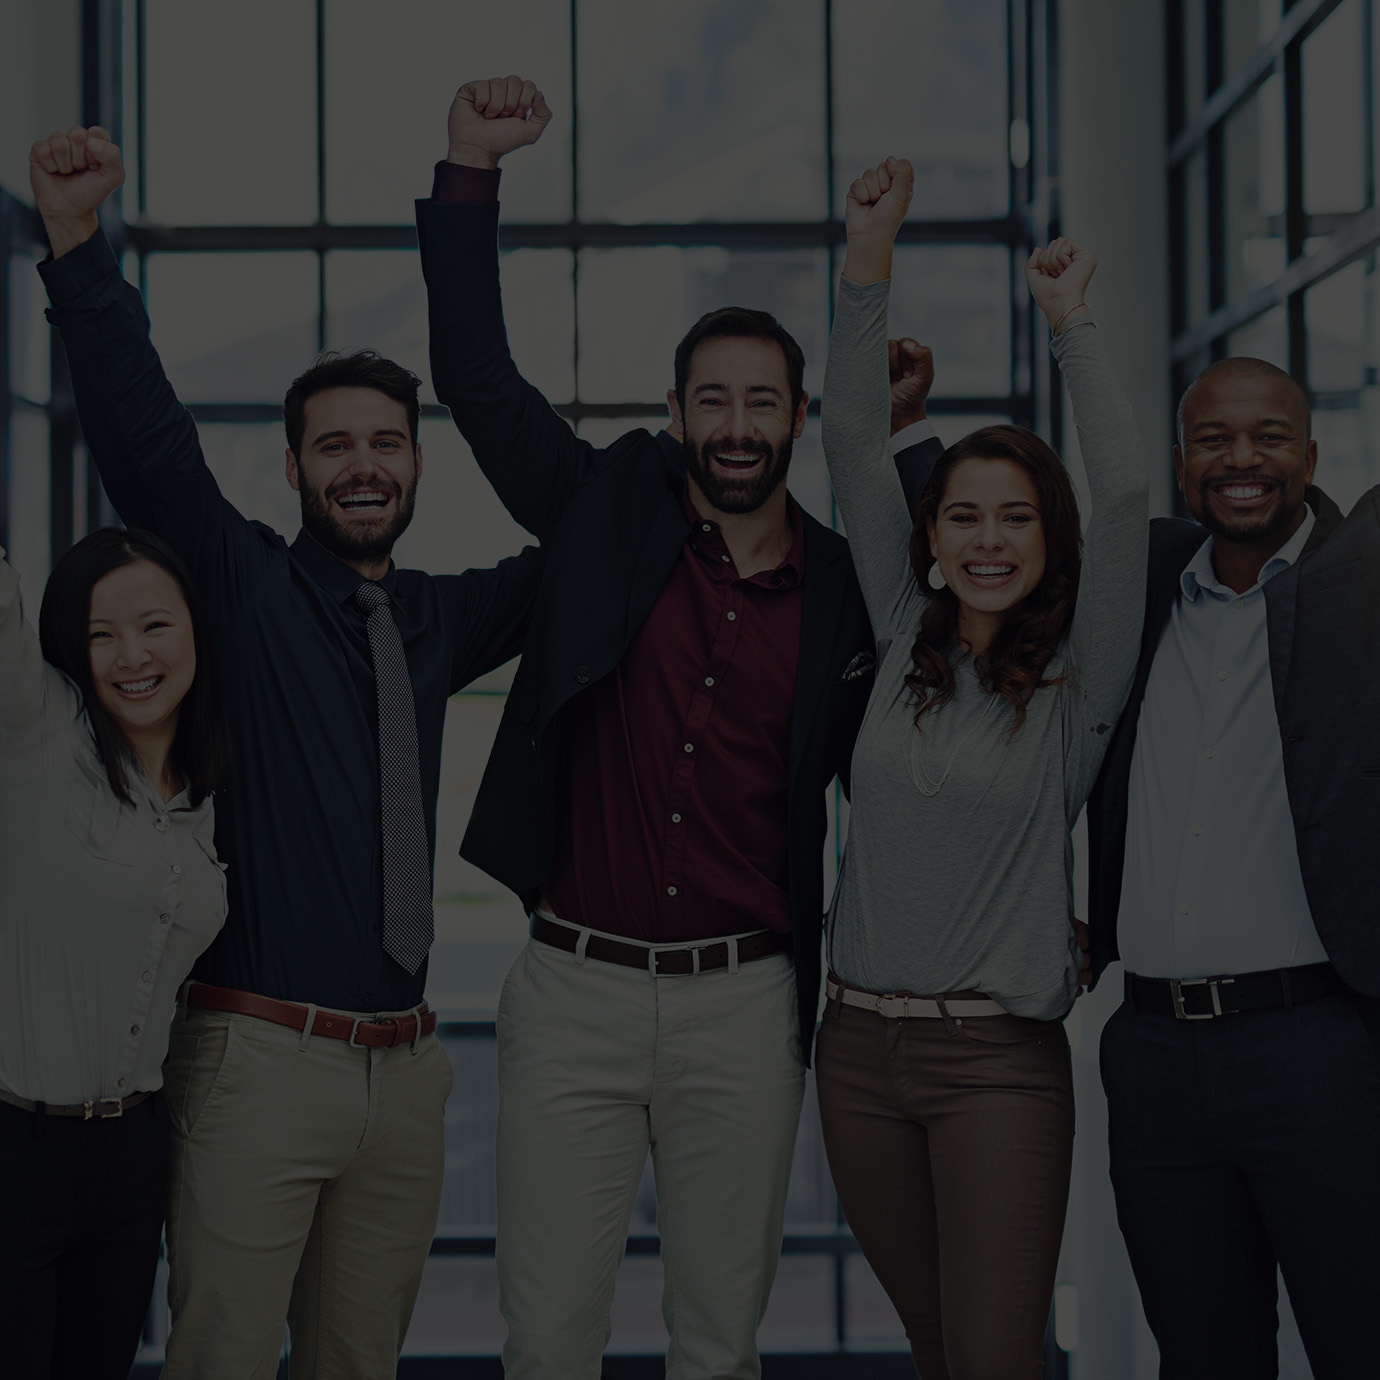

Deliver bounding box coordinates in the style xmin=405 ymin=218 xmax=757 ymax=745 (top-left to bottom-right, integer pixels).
xmin=757 ymin=1258 xmax=835 ymax=1351
xmin=1306 ymin=259 xmax=1366 ymax=392
xmin=5 ymin=409 xmax=51 ymax=584
xmin=1180 ymin=147 xmax=1211 ymax=329
xmin=1223 ymin=73 xmax=1286 ymax=302
xmin=576 ymin=414 xmax=672 ymax=447
xmin=1227 ymin=304 xmax=1288 ymax=369
xmin=325 ymin=251 xmax=434 ymax=403
xmin=144 ymin=0 xmax=316 ymax=224
xmin=1310 ymin=404 xmax=1377 ymax=514
xmin=845 ymin=1251 xmax=909 ymax=1347
xmin=577 ymin=0 xmax=827 ymax=222
xmin=834 ymin=0 xmax=1008 ymax=220
xmin=324 ymin=0 xmax=571 ymax=224
xmin=195 ymin=422 xmax=304 ymax=536
xmin=1182 ymin=0 xmax=1207 ymax=127
xmin=145 ymin=253 xmax=318 ymax=402
xmin=1302 ymin=0 xmax=1367 ymax=217
xmin=1223 ymin=0 xmax=1283 ymax=76
xmin=884 ymin=245 xmax=1011 ymax=398
xmin=9 ymin=252 xmax=50 ymax=404
xmin=577 ymin=247 xmax=830 ymax=403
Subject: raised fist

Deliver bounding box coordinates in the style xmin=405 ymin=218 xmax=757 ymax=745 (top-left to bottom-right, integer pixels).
xmin=845 ymin=157 xmax=914 ymax=246
xmin=29 ymin=126 xmax=124 ymax=258
xmin=448 ymin=76 xmax=553 ymax=169
xmin=889 ymin=337 xmax=934 ymax=436
xmin=1024 ymin=238 xmax=1097 ymax=331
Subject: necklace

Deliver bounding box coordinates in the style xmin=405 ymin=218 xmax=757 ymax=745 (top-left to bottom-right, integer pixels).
xmin=905 ymin=691 xmax=1000 ymax=796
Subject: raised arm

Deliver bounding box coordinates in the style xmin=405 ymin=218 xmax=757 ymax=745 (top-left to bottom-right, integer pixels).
xmin=1025 ymin=239 xmax=1149 ymax=724
xmin=0 ymin=549 xmax=74 ymax=736
xmin=821 ymin=157 xmax=924 ymax=639
xmin=419 ymin=77 xmax=602 ymax=542
xmin=29 ymin=127 xmax=269 ymax=614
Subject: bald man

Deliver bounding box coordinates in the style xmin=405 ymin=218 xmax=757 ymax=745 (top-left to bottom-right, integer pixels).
xmin=1084 ymin=356 xmax=1380 ymax=1379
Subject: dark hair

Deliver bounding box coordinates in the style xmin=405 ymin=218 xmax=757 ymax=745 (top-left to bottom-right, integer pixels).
xmin=283 ymin=349 xmax=422 ymax=458
xmin=906 ymin=425 xmax=1083 ymax=735
xmin=38 ymin=528 xmax=231 ymax=807
xmin=1176 ymin=356 xmax=1312 ymax=445
xmin=673 ymin=307 xmax=807 ymax=416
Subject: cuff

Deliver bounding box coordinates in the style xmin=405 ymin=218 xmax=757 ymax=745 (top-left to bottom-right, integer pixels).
xmin=431 ymin=160 xmax=502 ymax=204
xmin=36 ymin=227 xmax=121 ymax=308
xmin=891 ymin=419 xmax=937 ymax=453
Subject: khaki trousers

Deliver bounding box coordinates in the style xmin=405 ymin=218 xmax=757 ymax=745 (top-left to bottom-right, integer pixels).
xmin=496 ymin=924 xmax=806 ymax=1380
xmin=160 ymin=999 xmax=452 ymax=1380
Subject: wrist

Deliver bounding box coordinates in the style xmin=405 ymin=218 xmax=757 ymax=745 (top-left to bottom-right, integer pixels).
xmin=43 ymin=212 xmax=99 ymax=260
xmin=1047 ymin=301 xmax=1091 ymax=335
xmin=890 ymin=410 xmax=927 ymax=437
xmin=446 ymin=143 xmax=501 ymax=171
xmin=841 ymin=242 xmax=893 ymax=287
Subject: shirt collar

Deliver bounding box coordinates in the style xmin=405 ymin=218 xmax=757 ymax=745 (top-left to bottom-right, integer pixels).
xmin=291 ymin=528 xmax=400 ymax=606
xmin=679 ymin=485 xmax=805 ymax=587
xmin=1180 ymin=504 xmax=1316 ymax=601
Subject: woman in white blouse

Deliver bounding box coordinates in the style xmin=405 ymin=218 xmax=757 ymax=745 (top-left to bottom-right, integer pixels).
xmin=0 ymin=528 xmax=230 ymax=1379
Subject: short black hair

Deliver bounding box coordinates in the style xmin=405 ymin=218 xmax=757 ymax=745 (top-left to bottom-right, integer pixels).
xmin=283 ymin=349 xmax=422 ymax=458
xmin=38 ymin=528 xmax=231 ymax=807
xmin=673 ymin=307 xmax=806 ymax=417
xmin=1177 ymin=356 xmax=1312 ymax=446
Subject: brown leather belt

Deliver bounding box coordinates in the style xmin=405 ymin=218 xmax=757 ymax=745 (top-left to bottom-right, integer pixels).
xmin=185 ymin=983 xmax=436 ymax=1048
xmin=0 ymin=1086 xmax=153 ymax=1119
xmin=530 ymin=913 xmax=791 ymax=975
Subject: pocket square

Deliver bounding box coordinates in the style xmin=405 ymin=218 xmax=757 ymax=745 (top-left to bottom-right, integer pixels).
xmin=841 ymin=650 xmax=876 ymax=682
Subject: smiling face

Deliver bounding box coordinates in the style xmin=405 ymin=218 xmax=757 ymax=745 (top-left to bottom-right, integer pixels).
xmin=668 ymin=336 xmax=807 ymax=515
xmin=926 ymin=457 xmax=1047 ymax=649
xmin=88 ymin=558 xmax=197 ymax=742
xmin=1175 ymin=369 xmax=1316 ymax=547
xmin=287 ymin=386 xmax=421 ymax=568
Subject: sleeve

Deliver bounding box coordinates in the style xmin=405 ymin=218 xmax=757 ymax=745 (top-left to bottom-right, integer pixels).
xmin=0 ymin=549 xmax=78 ymax=736
xmin=437 ymin=544 xmax=545 ymax=693
xmin=893 ymin=428 xmax=945 ymax=521
xmin=820 ymin=276 xmax=924 ymax=640
xmin=1050 ymin=323 xmax=1150 ymax=727
xmin=37 ymin=233 xmax=274 ymax=620
xmin=416 ymin=199 xmax=608 ymax=542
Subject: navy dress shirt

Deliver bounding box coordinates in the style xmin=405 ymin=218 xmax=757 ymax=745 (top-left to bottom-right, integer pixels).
xmin=39 ymin=231 xmax=542 ymax=1012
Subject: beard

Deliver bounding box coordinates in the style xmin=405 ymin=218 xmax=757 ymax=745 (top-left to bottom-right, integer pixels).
xmin=1193 ymin=476 xmax=1302 ymax=547
xmin=298 ymin=471 xmax=418 ymax=565
xmin=682 ymin=432 xmax=793 ymax=514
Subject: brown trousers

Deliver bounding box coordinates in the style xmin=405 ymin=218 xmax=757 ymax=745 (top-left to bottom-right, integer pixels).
xmin=815 ymin=986 xmax=1074 ymax=1379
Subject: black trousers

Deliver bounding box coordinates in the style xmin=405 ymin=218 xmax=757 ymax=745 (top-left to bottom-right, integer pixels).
xmin=0 ymin=1090 xmax=168 ymax=1379
xmin=1100 ymin=991 xmax=1380 ymax=1380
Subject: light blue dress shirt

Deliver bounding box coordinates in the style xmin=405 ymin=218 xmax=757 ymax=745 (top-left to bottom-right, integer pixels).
xmin=1119 ymin=508 xmax=1329 ymax=979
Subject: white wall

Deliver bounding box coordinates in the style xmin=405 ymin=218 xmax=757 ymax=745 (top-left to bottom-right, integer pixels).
xmin=0 ymin=0 xmax=81 ymax=200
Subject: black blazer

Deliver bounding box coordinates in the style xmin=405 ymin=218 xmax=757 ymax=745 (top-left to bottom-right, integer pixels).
xmin=1086 ymin=483 xmax=1380 ymax=996
xmin=417 ymin=198 xmax=942 ymax=1060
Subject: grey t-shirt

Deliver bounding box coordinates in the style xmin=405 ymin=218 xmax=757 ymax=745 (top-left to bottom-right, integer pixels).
xmin=820 ymin=278 xmax=1148 ymax=1020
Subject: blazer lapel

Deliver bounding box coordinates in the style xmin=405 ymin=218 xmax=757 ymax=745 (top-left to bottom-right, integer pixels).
xmin=625 ymin=478 xmax=692 ymax=642
xmin=788 ymin=517 xmax=849 ymax=796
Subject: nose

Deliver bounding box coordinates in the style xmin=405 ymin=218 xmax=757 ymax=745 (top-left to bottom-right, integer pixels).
xmin=112 ymin=634 xmax=152 ymax=671
xmin=972 ymin=517 xmax=1006 ymax=550
xmin=1226 ymin=431 xmax=1256 ymax=466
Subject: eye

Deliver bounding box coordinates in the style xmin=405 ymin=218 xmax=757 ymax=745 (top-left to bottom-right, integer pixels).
xmin=144 ymin=620 xmax=170 ymax=632
xmin=949 ymin=513 xmax=976 ymax=525
xmin=89 ymin=630 xmax=111 ymax=642
xmin=1005 ymin=514 xmax=1033 ymax=525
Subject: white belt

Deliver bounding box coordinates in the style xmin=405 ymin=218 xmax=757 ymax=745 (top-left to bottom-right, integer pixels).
xmin=826 ymin=977 xmax=1007 ymax=1019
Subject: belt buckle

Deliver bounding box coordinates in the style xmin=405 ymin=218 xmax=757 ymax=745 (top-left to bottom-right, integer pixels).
xmin=1170 ymin=977 xmax=1221 ymax=1020
xmin=349 ymin=1017 xmax=379 ymax=1048
xmin=84 ymin=1097 xmax=124 ymax=1120
xmin=651 ymin=944 xmax=700 ymax=977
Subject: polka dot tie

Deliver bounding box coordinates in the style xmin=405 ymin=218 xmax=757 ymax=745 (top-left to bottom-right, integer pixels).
xmin=353 ymin=581 xmax=433 ymax=975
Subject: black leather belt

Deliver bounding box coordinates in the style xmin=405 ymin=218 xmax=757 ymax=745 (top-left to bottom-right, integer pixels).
xmin=531 ymin=914 xmax=791 ymax=975
xmin=0 ymin=1086 xmax=153 ymax=1119
xmin=1126 ymin=961 xmax=1345 ymax=1020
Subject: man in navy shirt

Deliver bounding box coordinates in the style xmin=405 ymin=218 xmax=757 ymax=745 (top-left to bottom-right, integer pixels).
xmin=30 ymin=124 xmax=540 ymax=1378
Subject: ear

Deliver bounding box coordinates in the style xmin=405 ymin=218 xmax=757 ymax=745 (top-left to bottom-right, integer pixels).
xmin=666 ymin=388 xmax=685 ymax=437
xmin=286 ymin=449 xmax=301 ymax=491
xmin=792 ymin=392 xmax=808 ymax=440
xmin=413 ymin=443 xmax=423 ymax=482
xmin=1303 ymin=437 xmax=1318 ymax=487
xmin=925 ymin=516 xmax=938 ymax=556
xmin=1172 ymin=444 xmax=1185 ymax=494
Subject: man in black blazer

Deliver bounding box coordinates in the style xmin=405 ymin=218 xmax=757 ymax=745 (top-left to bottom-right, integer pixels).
xmin=1085 ymin=356 xmax=1380 ymax=1379
xmin=418 ymin=77 xmax=940 ymax=1377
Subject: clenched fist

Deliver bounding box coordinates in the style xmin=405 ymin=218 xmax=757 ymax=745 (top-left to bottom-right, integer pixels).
xmin=1024 ymin=238 xmax=1097 ymax=333
xmin=448 ymin=76 xmax=553 ymax=169
xmin=841 ymin=157 xmax=914 ymax=287
xmin=890 ymin=338 xmax=934 ymax=436
xmin=29 ymin=125 xmax=124 ymax=259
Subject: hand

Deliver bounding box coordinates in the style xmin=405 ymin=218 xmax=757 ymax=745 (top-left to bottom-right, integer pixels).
xmin=841 ymin=157 xmax=913 ymax=286
xmin=1024 ymin=237 xmax=1096 ymax=332
xmin=889 ymin=338 xmax=934 ymax=435
xmin=447 ymin=76 xmax=553 ymax=169
xmin=29 ymin=125 xmax=124 ymax=258
xmin=1073 ymin=917 xmax=1092 ymax=992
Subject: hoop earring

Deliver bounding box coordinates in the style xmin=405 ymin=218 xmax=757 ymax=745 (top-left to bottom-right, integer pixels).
xmin=927 ymin=562 xmax=947 ymax=591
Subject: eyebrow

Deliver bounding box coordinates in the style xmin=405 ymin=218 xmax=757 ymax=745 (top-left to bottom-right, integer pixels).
xmin=90 ymin=607 xmax=176 ymax=623
xmin=1191 ymin=418 xmax=1296 ymax=432
xmin=310 ymin=428 xmax=410 ymax=447
xmin=941 ymin=499 xmax=1039 ymax=513
xmin=690 ymin=382 xmax=785 ymax=398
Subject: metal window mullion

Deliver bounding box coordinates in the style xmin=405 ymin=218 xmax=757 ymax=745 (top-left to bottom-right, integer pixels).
xmin=1283 ymin=32 xmax=1309 ymax=384
xmin=315 ymin=0 xmax=326 ymax=355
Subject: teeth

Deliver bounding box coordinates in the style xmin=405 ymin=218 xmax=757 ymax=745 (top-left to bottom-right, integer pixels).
xmin=1219 ymin=484 xmax=1267 ymax=498
xmin=116 ymin=677 xmax=160 ymax=693
xmin=715 ymin=453 xmax=761 ymax=464
xmin=966 ymin=565 xmax=1014 ymax=576
xmin=337 ymin=491 xmax=390 ymax=508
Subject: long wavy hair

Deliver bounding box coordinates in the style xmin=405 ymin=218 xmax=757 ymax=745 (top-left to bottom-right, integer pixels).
xmin=905 ymin=425 xmax=1083 ymax=735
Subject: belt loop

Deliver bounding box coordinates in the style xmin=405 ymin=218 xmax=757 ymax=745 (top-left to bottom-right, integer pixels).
xmin=934 ymin=994 xmax=958 ymax=1036
xmin=410 ymin=1008 xmax=423 ymax=1054
xmin=1280 ymin=968 xmax=1293 ymax=1012
xmin=575 ymin=929 xmax=591 ymax=964
xmin=298 ymin=1004 xmax=318 ymax=1052
xmin=727 ymin=936 xmax=739 ymax=975
xmin=830 ymin=976 xmax=845 ymax=1016
xmin=692 ymin=947 xmax=701 ymax=975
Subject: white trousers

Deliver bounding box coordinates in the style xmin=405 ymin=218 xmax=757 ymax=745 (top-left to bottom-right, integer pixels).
xmin=495 ymin=923 xmax=807 ymax=1380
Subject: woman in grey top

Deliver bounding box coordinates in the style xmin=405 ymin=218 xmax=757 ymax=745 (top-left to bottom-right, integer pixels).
xmin=0 ymin=529 xmax=230 ymax=1379
xmin=815 ymin=159 xmax=1147 ymax=1379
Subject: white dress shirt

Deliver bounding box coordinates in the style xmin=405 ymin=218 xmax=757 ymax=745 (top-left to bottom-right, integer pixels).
xmin=0 ymin=550 xmax=227 ymax=1104
xmin=1118 ymin=509 xmax=1329 ymax=978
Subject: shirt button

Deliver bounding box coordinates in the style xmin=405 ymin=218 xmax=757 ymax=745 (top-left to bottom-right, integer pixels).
xmin=726 ymin=611 xmax=736 ymax=621
xmin=1179 ymin=904 xmax=1190 ymax=915
xmin=672 ymin=813 xmax=682 ymax=823
xmin=1192 ymin=824 xmax=1202 ymax=836
xmin=160 ymin=913 xmax=171 ymax=925
xmin=171 ymin=864 xmax=182 ymax=875
xmin=1217 ymin=671 xmax=1227 ymax=681
xmin=155 ymin=817 xmax=170 ymax=832
xmin=1234 ymin=598 xmax=1244 ymax=608
xmin=130 ymin=1024 xmax=141 ymax=1035
xmin=574 ymin=666 xmax=591 ymax=684
xmin=142 ymin=971 xmax=152 ymax=982
xmin=1205 ymin=748 xmax=1215 ymax=759
xmin=702 ymin=523 xmax=712 ymax=532
xmin=667 ymin=886 xmax=678 ymax=896
xmin=721 ymin=554 xmax=731 ymax=563
xmin=117 ymin=1078 xmax=126 ymax=1088
xmin=704 ymin=676 xmax=715 ymax=687
xmin=683 ymin=742 xmax=694 ymax=753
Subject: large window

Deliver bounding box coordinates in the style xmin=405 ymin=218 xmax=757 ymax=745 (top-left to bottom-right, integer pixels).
xmin=1170 ymin=0 xmax=1380 ymax=512
xmin=3 ymin=1 xmax=1059 ymax=1370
